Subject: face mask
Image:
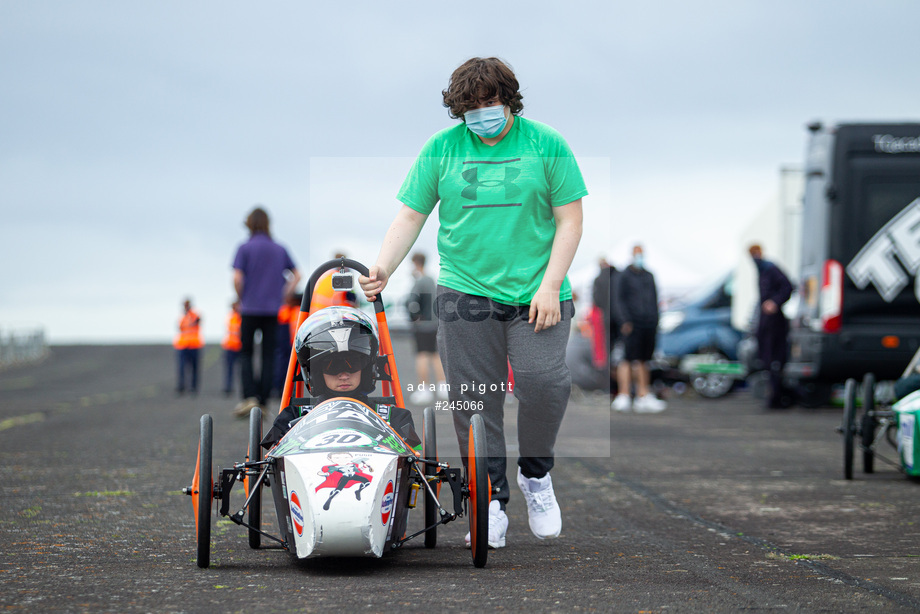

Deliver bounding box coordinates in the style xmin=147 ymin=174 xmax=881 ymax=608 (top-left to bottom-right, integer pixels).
xmin=633 ymin=254 xmax=645 ymax=269
xmin=465 ymin=104 xmax=507 ymax=138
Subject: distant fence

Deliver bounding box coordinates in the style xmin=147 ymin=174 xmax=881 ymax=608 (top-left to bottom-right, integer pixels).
xmin=0 ymin=327 xmax=48 ymax=368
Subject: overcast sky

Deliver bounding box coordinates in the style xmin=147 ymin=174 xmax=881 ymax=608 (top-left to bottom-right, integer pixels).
xmin=2 ymin=1 xmax=919 ymax=343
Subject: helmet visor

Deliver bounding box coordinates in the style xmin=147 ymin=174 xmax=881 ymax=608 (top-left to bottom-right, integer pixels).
xmin=321 ymin=352 xmax=373 ymax=376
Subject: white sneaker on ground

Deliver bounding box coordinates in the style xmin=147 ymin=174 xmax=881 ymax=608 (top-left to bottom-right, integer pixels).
xmin=409 ymin=388 xmax=435 ymax=405
xmin=233 ymin=397 xmax=260 ymax=418
xmin=611 ymin=394 xmax=632 ymax=412
xmin=464 ymin=499 xmax=508 ymax=549
xmin=435 ymin=384 xmax=449 ymax=401
xmin=633 ymin=394 xmax=667 ymax=413
xmin=516 ymin=468 xmax=562 ymax=539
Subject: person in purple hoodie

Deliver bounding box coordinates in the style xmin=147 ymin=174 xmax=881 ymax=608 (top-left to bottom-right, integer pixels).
xmin=232 ymin=206 xmax=301 ymax=416
xmin=749 ymin=244 xmax=794 ymax=409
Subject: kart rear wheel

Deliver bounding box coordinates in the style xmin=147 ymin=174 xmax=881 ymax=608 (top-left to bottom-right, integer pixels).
xmin=247 ymin=406 xmax=263 ymax=549
xmin=842 ymin=379 xmax=856 ymax=480
xmin=861 ymin=373 xmax=876 ymax=474
xmin=193 ymin=414 xmax=213 ymax=568
xmin=423 ymin=406 xmax=438 ymax=549
xmin=468 ymin=414 xmax=489 ymax=568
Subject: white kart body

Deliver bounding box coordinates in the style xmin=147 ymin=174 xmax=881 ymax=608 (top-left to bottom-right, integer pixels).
xmin=267 ymin=398 xmax=413 ymax=559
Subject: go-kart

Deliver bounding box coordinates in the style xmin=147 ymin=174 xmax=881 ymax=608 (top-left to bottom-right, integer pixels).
xmin=839 ymin=367 xmax=920 ymax=480
xmin=183 ymin=258 xmax=491 ymax=568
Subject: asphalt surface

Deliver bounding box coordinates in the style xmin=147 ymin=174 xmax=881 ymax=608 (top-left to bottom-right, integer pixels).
xmin=2 ymin=337 xmax=920 ymax=613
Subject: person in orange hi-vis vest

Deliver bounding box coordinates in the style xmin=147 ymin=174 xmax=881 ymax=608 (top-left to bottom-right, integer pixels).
xmin=272 ymin=295 xmax=300 ymax=397
xmin=174 ymin=298 xmax=203 ymax=395
xmin=221 ymin=301 xmax=242 ymax=396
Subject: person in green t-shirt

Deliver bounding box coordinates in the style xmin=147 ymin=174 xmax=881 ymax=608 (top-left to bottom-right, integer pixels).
xmin=359 ymin=57 xmax=586 ymax=549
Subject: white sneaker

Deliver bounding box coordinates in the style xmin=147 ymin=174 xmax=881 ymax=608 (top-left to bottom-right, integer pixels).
xmin=611 ymin=394 xmax=632 ymax=412
xmin=633 ymin=394 xmax=667 ymax=413
xmin=464 ymin=499 xmax=508 ymax=549
xmin=516 ymin=468 xmax=562 ymax=539
xmin=435 ymin=384 xmax=449 ymax=401
xmin=232 ymin=397 xmax=260 ymax=418
xmin=409 ymin=388 xmax=434 ymax=405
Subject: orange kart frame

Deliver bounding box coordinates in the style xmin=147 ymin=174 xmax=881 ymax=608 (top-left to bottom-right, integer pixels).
xmin=184 ymin=258 xmax=491 ymax=569
xmin=279 ymin=258 xmax=406 ymax=417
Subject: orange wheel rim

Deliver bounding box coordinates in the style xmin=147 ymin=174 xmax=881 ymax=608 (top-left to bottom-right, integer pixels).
xmin=191 ymin=442 xmax=201 ymax=532
xmin=468 ymin=423 xmax=477 ymax=550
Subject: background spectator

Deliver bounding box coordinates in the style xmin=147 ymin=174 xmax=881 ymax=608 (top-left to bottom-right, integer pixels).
xmin=612 ymin=244 xmax=666 ymax=413
xmin=174 ymin=298 xmax=202 ymax=396
xmin=232 ymin=206 xmax=300 ymax=417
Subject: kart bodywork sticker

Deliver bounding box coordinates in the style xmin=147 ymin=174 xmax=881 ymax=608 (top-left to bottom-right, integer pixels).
xmin=290 ymin=490 xmax=304 ymax=536
xmin=271 ymin=399 xmax=408 ymax=457
xmin=314 ymin=451 xmax=374 ymax=511
xmin=381 ymin=480 xmax=394 ymax=526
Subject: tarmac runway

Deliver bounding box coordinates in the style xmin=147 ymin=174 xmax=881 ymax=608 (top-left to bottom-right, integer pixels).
xmin=1 ymin=337 xmax=919 ymax=613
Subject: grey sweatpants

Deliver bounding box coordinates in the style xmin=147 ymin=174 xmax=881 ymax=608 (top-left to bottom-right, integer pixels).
xmin=436 ymin=286 xmax=573 ymax=508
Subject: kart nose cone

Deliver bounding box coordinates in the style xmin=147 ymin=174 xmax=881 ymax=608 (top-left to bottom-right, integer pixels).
xmin=279 ymin=453 xmax=400 ymax=558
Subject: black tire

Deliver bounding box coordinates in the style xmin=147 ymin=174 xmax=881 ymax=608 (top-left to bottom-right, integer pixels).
xmin=690 ymin=352 xmax=735 ymax=398
xmin=861 ymin=373 xmax=877 ymax=474
xmin=468 ymin=414 xmax=489 ymax=569
xmin=247 ymin=406 xmax=263 ymax=549
xmin=798 ymin=381 xmax=833 ymax=408
xmin=842 ymin=379 xmax=856 ymax=480
xmin=195 ymin=414 xmax=213 ymax=568
xmin=692 ymin=372 xmax=735 ymax=398
xmin=422 ymin=407 xmax=438 ymax=549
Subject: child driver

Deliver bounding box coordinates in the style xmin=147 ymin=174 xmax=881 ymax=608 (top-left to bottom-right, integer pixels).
xmin=261 ymin=306 xmax=420 ymax=450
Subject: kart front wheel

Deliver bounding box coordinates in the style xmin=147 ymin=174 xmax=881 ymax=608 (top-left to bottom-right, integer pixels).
xmin=246 ymin=406 xmax=263 ymax=549
xmin=468 ymin=413 xmax=490 ymax=568
xmin=193 ymin=414 xmax=213 ymax=568
xmin=842 ymin=379 xmax=857 ymax=480
xmin=423 ymin=406 xmax=438 ymax=549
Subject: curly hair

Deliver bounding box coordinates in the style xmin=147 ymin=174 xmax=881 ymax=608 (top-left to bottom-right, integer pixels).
xmin=442 ymin=57 xmax=524 ymax=120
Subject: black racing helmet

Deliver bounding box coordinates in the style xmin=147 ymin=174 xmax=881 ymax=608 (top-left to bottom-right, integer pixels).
xmin=295 ymin=306 xmax=380 ymax=396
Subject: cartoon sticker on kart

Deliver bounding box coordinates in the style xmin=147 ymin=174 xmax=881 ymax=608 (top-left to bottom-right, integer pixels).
xmin=315 ymin=451 xmax=375 ymax=510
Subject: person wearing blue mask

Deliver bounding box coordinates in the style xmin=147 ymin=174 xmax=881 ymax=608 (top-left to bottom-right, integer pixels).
xmin=612 ymin=244 xmax=667 ymax=413
xmin=359 ymin=56 xmax=586 ymax=549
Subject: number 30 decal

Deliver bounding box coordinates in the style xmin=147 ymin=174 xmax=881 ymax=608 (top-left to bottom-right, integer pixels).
xmin=304 ymin=429 xmax=373 ymax=449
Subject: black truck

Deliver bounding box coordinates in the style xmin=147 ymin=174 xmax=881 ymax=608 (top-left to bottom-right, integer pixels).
xmin=788 ymin=122 xmax=920 ymax=406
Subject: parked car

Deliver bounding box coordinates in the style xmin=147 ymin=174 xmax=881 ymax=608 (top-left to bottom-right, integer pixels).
xmin=657 ymin=273 xmax=743 ymax=397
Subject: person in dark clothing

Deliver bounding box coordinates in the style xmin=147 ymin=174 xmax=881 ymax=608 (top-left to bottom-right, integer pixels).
xmin=232 ymin=206 xmax=301 ymax=416
xmin=261 ymin=305 xmax=420 ymax=450
xmin=749 ymin=244 xmax=794 ymax=409
xmin=592 ymin=256 xmax=620 ymax=362
xmin=612 ymin=244 xmax=666 ymax=412
xmin=406 ymin=252 xmax=447 ymax=404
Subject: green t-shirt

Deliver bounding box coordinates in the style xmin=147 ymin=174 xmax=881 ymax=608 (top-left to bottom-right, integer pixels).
xmin=397 ymin=116 xmax=588 ymax=305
